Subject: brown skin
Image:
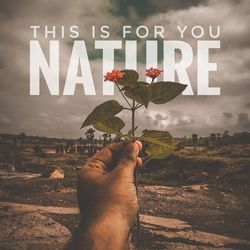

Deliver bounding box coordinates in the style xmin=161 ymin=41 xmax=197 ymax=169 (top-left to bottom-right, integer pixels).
xmin=65 ymin=141 xmax=142 ymax=250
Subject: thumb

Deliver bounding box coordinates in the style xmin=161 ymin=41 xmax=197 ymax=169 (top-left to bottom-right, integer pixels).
xmin=115 ymin=141 xmax=142 ymax=178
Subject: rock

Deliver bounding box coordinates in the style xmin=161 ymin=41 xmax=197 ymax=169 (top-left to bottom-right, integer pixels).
xmin=42 ymin=168 xmax=64 ymax=179
xmin=183 ymin=184 xmax=209 ymax=191
xmin=140 ymin=214 xmax=250 ymax=249
xmin=0 ymin=202 xmax=71 ymax=250
xmin=7 ymin=165 xmax=16 ymax=172
xmin=0 ymin=163 xmax=16 ymax=172
xmin=49 ymin=168 xmax=64 ymax=179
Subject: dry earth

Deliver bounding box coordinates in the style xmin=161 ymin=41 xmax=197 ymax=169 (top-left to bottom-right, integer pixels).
xmin=0 ymin=143 xmax=250 ymax=249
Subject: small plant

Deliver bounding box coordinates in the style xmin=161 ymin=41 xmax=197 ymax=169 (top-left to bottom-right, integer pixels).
xmin=81 ymin=69 xmax=186 ymax=160
xmin=81 ymin=68 xmax=186 ymax=244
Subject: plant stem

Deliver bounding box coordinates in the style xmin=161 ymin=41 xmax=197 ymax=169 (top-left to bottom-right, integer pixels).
xmin=115 ymin=82 xmax=141 ymax=245
xmin=134 ymin=78 xmax=156 ymax=245
xmin=131 ymin=99 xmax=140 ymax=246
xmin=132 ymin=100 xmax=135 ymax=139
xmin=115 ymin=82 xmax=132 ymax=109
xmin=134 ymin=78 xmax=154 ymax=110
xmin=135 ymin=104 xmax=142 ymax=110
xmin=135 ymin=167 xmax=140 ymax=246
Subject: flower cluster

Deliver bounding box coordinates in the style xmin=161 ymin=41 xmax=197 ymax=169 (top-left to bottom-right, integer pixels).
xmin=145 ymin=68 xmax=163 ymax=79
xmin=104 ymin=70 xmax=125 ymax=82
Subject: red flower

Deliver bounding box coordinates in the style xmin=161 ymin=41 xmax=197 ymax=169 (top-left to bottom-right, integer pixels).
xmin=104 ymin=70 xmax=125 ymax=82
xmin=145 ymin=68 xmax=163 ymax=79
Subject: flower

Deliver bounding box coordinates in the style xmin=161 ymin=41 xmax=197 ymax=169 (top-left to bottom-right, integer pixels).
xmin=145 ymin=68 xmax=163 ymax=79
xmin=104 ymin=70 xmax=125 ymax=82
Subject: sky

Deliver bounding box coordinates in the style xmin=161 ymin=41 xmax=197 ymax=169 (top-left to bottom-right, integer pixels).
xmin=0 ymin=0 xmax=250 ymax=138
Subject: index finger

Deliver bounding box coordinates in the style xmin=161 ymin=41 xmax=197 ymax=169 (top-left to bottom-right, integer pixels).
xmin=85 ymin=141 xmax=142 ymax=172
xmin=85 ymin=142 xmax=128 ymax=171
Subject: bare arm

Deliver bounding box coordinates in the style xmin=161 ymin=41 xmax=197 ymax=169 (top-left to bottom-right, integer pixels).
xmin=65 ymin=141 xmax=142 ymax=250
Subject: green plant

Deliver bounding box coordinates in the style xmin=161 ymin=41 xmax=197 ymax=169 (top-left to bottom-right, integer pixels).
xmin=81 ymin=68 xmax=186 ymax=244
xmin=81 ymin=69 xmax=186 ymax=159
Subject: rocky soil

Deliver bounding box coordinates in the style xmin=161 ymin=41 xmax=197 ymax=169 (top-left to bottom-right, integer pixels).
xmin=0 ymin=144 xmax=250 ymax=249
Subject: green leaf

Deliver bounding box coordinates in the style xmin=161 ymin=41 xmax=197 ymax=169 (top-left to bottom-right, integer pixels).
xmin=150 ymin=82 xmax=187 ymax=104
xmin=94 ymin=117 xmax=125 ymax=134
xmin=136 ymin=81 xmax=150 ymax=86
xmin=145 ymin=143 xmax=174 ymax=159
xmin=127 ymin=126 xmax=138 ymax=137
xmin=116 ymin=70 xmax=139 ymax=86
xmin=141 ymin=130 xmax=172 ymax=146
xmin=145 ymin=139 xmax=180 ymax=159
xmin=124 ymin=85 xmax=151 ymax=107
xmin=120 ymin=82 xmax=149 ymax=91
xmin=81 ymin=100 xmax=123 ymax=128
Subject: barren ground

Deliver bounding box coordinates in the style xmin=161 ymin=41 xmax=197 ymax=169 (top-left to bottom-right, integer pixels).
xmin=0 ymin=143 xmax=250 ymax=249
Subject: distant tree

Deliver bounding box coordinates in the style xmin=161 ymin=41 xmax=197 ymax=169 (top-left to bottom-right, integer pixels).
xmin=20 ymin=132 xmax=26 ymax=151
xmin=240 ymin=132 xmax=249 ymax=144
xmin=102 ymin=133 xmax=108 ymax=147
xmin=191 ymin=134 xmax=198 ymax=146
xmin=216 ymin=133 xmax=221 ymax=145
xmin=78 ymin=137 xmax=83 ymax=145
xmin=232 ymin=132 xmax=250 ymax=145
xmin=221 ymin=130 xmax=230 ymax=145
xmin=108 ymin=133 xmax=112 ymax=143
xmin=210 ymin=133 xmax=217 ymax=145
xmin=114 ymin=135 xmax=120 ymax=143
xmin=85 ymin=128 xmax=95 ymax=140
xmin=85 ymin=128 xmax=96 ymax=154
xmin=183 ymin=136 xmax=187 ymax=141
xmin=204 ymin=137 xmax=209 ymax=147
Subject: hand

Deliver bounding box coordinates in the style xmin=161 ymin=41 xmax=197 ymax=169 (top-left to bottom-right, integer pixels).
xmin=66 ymin=141 xmax=142 ymax=250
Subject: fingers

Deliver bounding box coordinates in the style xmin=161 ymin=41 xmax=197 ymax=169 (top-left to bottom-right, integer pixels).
xmin=137 ymin=156 xmax=142 ymax=166
xmin=135 ymin=141 xmax=142 ymax=167
xmin=85 ymin=141 xmax=143 ymax=173
xmin=85 ymin=142 xmax=129 ymax=171
xmin=135 ymin=140 xmax=142 ymax=152
xmin=115 ymin=141 xmax=142 ymax=176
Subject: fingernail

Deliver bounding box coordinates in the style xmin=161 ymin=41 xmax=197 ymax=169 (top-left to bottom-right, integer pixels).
xmin=137 ymin=157 xmax=142 ymax=167
xmin=135 ymin=140 xmax=142 ymax=152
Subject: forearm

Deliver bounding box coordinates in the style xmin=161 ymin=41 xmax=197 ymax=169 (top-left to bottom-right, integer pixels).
xmin=65 ymin=214 xmax=131 ymax=250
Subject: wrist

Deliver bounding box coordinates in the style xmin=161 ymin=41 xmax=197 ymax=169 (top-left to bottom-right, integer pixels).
xmin=69 ymin=212 xmax=131 ymax=250
xmin=83 ymin=213 xmax=131 ymax=248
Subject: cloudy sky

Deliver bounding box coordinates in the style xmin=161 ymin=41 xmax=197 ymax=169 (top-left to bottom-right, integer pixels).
xmin=0 ymin=0 xmax=249 ymax=138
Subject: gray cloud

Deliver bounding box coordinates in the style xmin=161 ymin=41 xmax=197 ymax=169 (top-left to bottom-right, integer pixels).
xmin=0 ymin=0 xmax=250 ymax=138
xmin=223 ymin=112 xmax=233 ymax=119
xmin=155 ymin=113 xmax=169 ymax=120
xmin=237 ymin=112 xmax=250 ymax=130
xmin=238 ymin=112 xmax=248 ymax=122
xmin=109 ymin=0 xmax=204 ymax=19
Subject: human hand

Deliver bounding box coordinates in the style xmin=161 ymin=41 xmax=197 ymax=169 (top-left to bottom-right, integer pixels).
xmin=69 ymin=141 xmax=142 ymax=250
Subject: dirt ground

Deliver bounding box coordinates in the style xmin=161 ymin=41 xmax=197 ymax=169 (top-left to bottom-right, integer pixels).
xmin=0 ymin=142 xmax=250 ymax=249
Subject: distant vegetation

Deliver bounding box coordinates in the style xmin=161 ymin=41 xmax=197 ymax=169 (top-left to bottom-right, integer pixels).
xmin=0 ymin=131 xmax=249 ymax=160
xmin=184 ymin=131 xmax=250 ymax=147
